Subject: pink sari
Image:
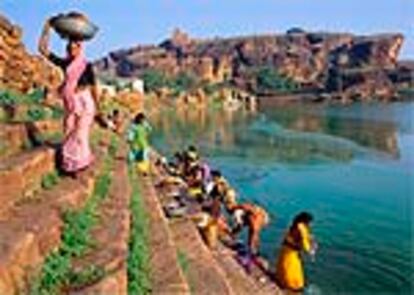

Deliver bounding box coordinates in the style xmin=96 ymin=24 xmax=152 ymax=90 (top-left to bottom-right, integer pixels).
xmin=61 ymin=47 xmax=95 ymax=172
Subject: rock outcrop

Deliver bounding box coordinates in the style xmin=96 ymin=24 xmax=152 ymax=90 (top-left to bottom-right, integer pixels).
xmin=95 ymin=28 xmax=408 ymax=100
xmin=0 ymin=14 xmax=61 ymax=94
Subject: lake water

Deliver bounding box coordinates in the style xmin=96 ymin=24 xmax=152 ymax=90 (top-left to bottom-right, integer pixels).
xmin=149 ymin=101 xmax=414 ymax=295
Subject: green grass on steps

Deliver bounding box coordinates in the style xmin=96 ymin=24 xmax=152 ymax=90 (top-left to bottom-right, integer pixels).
xmin=177 ymin=250 xmax=196 ymax=294
xmin=66 ymin=264 xmax=106 ymax=291
xmin=0 ymin=88 xmax=44 ymax=105
xmin=177 ymin=250 xmax=189 ymax=274
xmin=127 ymin=167 xmax=151 ymax=295
xmin=109 ymin=134 xmax=121 ymax=157
xmin=91 ymin=128 xmax=105 ymax=150
xmin=90 ymin=127 xmax=121 ymax=152
xmin=0 ymin=89 xmax=64 ymax=123
xmin=30 ymin=134 xmax=119 ymax=295
xmin=41 ymin=170 xmax=60 ymax=190
xmin=37 ymin=131 xmax=64 ymax=146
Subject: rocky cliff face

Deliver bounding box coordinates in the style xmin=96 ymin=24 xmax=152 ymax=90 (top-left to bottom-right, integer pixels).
xmin=0 ymin=14 xmax=61 ymax=94
xmin=95 ymin=28 xmax=407 ymax=100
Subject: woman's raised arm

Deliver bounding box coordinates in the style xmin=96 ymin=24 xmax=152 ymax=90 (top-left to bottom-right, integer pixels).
xmin=38 ymin=19 xmax=52 ymax=57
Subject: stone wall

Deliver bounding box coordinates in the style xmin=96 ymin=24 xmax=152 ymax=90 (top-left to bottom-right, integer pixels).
xmin=0 ymin=14 xmax=61 ymax=94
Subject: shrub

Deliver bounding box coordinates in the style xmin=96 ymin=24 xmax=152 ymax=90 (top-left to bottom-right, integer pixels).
xmin=0 ymin=89 xmax=45 ymax=106
xmin=141 ymin=70 xmax=169 ymax=92
xmin=171 ymin=72 xmax=197 ymax=94
xmin=51 ymin=106 xmax=64 ymax=119
xmin=0 ymin=90 xmax=18 ymax=106
xmin=41 ymin=171 xmax=60 ymax=190
xmin=27 ymin=88 xmax=45 ymax=103
xmin=256 ymin=67 xmax=299 ymax=93
xmin=27 ymin=106 xmax=48 ymax=121
xmin=141 ymin=70 xmax=199 ymax=95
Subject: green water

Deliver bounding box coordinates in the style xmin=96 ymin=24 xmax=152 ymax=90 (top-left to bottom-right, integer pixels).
xmin=149 ymin=102 xmax=414 ymax=294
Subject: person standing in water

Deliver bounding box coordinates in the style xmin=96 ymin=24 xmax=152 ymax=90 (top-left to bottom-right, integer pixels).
xmin=127 ymin=112 xmax=152 ymax=175
xmin=38 ymin=16 xmax=99 ymax=177
xmin=276 ymin=211 xmax=317 ymax=292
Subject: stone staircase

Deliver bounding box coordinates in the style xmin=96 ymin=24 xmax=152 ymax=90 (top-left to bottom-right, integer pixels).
xmin=0 ymin=146 xmax=55 ymax=218
xmin=141 ymin=168 xmax=285 ymax=295
xmin=0 ymin=123 xmax=29 ymax=160
xmin=68 ymin=155 xmax=131 ymax=295
xmin=0 ymin=120 xmax=62 ymax=161
xmin=139 ymin=177 xmax=190 ymax=295
xmin=0 ymin=123 xmax=129 ymax=294
xmin=169 ymin=219 xmax=234 ymax=295
xmin=212 ymin=244 xmax=282 ymax=294
xmin=0 ymin=152 xmax=101 ymax=294
xmin=0 ymin=118 xmax=74 ymax=225
xmin=0 ymin=121 xmax=285 ymax=294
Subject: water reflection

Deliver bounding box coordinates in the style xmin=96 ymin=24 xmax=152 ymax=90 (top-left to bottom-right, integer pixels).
xmin=259 ymin=105 xmax=400 ymax=158
xmin=149 ymin=103 xmax=400 ymax=164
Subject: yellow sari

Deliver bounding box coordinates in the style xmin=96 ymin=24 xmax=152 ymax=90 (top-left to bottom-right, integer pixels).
xmin=276 ymin=222 xmax=312 ymax=291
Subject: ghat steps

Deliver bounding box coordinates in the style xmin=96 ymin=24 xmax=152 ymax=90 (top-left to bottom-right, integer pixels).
xmin=0 ymin=154 xmax=101 ymax=294
xmin=0 ymin=124 xmax=284 ymax=294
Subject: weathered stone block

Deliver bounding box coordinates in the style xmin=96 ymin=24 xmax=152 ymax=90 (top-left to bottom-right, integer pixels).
xmin=0 ymin=147 xmax=55 ymax=217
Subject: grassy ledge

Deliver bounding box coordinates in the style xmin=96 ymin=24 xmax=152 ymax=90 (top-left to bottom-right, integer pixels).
xmin=177 ymin=250 xmax=196 ymax=294
xmin=41 ymin=170 xmax=60 ymax=190
xmin=30 ymin=145 xmax=116 ymax=295
xmin=127 ymin=167 xmax=151 ymax=295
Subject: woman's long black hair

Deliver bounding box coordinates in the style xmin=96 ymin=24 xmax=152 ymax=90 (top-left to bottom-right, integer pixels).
xmin=291 ymin=211 xmax=313 ymax=230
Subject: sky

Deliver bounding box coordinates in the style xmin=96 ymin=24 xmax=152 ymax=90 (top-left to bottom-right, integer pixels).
xmin=0 ymin=0 xmax=413 ymax=60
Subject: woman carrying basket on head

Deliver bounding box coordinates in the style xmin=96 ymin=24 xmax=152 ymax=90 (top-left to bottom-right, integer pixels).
xmin=38 ymin=13 xmax=99 ymax=177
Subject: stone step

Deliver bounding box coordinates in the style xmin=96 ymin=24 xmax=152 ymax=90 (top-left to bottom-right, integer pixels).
xmin=139 ymin=177 xmax=190 ymax=295
xmin=169 ymin=218 xmax=234 ymax=295
xmin=0 ymin=120 xmax=61 ymax=160
xmin=151 ymin=164 xmax=284 ymax=295
xmin=0 ymin=123 xmax=29 ymax=160
xmin=25 ymin=119 xmax=63 ymax=146
xmin=26 ymin=119 xmax=62 ymax=135
xmin=0 ymin=162 xmax=100 ymax=295
xmin=212 ymin=244 xmax=284 ymax=295
xmin=0 ymin=147 xmax=55 ymax=217
xmin=150 ymin=166 xmax=234 ymax=294
xmin=68 ymin=159 xmax=130 ymax=295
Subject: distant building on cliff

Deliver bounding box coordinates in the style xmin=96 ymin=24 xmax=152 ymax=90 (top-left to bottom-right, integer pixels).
xmin=98 ymin=77 xmax=145 ymax=97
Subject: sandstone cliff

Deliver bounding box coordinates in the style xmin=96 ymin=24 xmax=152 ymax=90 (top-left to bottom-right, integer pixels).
xmin=0 ymin=14 xmax=61 ymax=94
xmin=96 ymin=28 xmax=408 ymax=100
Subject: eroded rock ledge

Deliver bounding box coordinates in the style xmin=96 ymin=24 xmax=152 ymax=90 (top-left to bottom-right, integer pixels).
xmin=96 ymin=28 xmax=412 ymax=101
